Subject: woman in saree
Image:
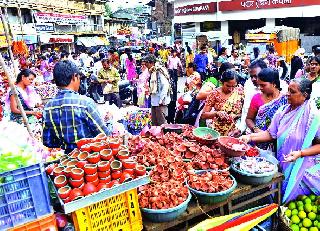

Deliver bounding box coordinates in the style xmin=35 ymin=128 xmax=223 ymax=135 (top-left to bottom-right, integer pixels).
xmin=136 ymin=60 xmax=150 ymax=108
xmin=246 ymin=68 xmax=287 ymax=149
xmin=201 ymin=70 xmax=244 ymax=136
xmin=241 ymin=78 xmax=320 ymax=203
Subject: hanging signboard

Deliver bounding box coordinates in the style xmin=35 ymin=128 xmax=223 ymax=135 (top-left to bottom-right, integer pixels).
xmin=39 ymin=34 xmax=74 ymax=43
xmin=34 ymin=12 xmax=87 ymax=24
xmin=219 ymin=0 xmax=320 ymax=12
xmin=174 ymin=2 xmax=216 ymax=16
xmin=36 ymin=23 xmax=55 ymax=33
xmin=14 ymin=35 xmax=38 ymax=44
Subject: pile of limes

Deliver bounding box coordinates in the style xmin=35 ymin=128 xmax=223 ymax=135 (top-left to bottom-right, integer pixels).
xmin=284 ymin=194 xmax=320 ymax=231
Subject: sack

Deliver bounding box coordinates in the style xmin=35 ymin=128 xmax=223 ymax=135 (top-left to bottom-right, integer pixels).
xmin=182 ymin=96 xmax=204 ymax=125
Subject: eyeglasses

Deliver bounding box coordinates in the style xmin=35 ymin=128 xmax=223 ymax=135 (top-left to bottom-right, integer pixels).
xmin=310 ymin=62 xmax=319 ymax=66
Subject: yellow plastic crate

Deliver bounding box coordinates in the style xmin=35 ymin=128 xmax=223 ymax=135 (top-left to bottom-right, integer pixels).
xmin=72 ymin=189 xmax=142 ymax=231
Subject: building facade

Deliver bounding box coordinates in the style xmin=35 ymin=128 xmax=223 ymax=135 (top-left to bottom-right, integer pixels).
xmin=170 ymin=0 xmax=320 ymax=52
xmin=0 ymin=0 xmax=106 ymax=51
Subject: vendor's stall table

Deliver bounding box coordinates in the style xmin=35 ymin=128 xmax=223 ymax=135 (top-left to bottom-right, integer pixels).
xmin=143 ymin=172 xmax=284 ymax=231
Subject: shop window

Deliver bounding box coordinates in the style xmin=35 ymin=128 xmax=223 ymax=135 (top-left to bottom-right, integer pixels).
xmin=200 ymin=21 xmax=221 ymax=32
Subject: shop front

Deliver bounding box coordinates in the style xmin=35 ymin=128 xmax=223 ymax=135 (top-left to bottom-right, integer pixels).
xmin=14 ymin=35 xmax=38 ymax=52
xmin=39 ymin=34 xmax=74 ymax=52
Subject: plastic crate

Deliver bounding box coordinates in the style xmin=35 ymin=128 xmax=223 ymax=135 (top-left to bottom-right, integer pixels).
xmin=72 ymin=189 xmax=142 ymax=231
xmin=8 ymin=213 xmax=57 ymax=231
xmin=0 ymin=163 xmax=52 ymax=230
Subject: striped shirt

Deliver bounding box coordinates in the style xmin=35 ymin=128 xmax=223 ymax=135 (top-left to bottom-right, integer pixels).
xmin=42 ymin=89 xmax=111 ymax=153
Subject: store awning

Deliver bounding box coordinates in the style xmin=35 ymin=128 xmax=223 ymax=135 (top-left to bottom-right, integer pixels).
xmin=77 ymin=37 xmax=106 ymax=47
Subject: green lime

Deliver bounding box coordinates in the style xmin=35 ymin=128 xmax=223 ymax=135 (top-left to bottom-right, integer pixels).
xmin=297 ymin=201 xmax=304 ymax=207
xmin=298 ymin=205 xmax=305 ymax=211
xmin=292 ymin=215 xmax=301 ymax=224
xmin=309 ymin=212 xmax=317 ymax=221
xmin=310 ymin=195 xmax=317 ymax=202
xmin=285 ymin=209 xmax=292 ymax=218
xmin=299 ymin=222 xmax=303 ymax=227
xmin=314 ymin=221 xmax=319 ymax=226
xmin=290 ymin=223 xmax=300 ymax=231
xmin=317 ymin=215 xmax=320 ymax=221
xmin=309 ymin=227 xmax=319 ymax=231
xmin=305 ymin=204 xmax=313 ymax=213
xmin=289 ymin=202 xmax=297 ymax=210
xmin=312 ymin=206 xmax=318 ymax=213
xmin=304 ymin=198 xmax=312 ymax=205
xmin=317 ymin=222 xmax=320 ymax=229
xmin=299 ymin=211 xmax=307 ymax=219
xmin=292 ymin=209 xmax=299 ymax=216
xmin=300 ymin=228 xmax=308 ymax=231
xmin=303 ymin=218 xmax=312 ymax=228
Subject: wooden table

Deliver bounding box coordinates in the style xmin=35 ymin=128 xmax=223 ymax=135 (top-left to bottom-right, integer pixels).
xmin=143 ymin=173 xmax=284 ymax=231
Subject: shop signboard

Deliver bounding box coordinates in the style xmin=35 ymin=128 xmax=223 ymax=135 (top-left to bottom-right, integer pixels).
xmin=174 ymin=2 xmax=216 ymax=16
xmin=219 ymin=0 xmax=320 ymax=11
xmin=14 ymin=35 xmax=38 ymax=44
xmin=34 ymin=12 xmax=87 ymax=24
xmin=39 ymin=34 xmax=74 ymax=43
xmin=36 ymin=23 xmax=55 ymax=33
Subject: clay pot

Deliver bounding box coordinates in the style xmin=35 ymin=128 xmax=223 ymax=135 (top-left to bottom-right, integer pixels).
xmin=100 ymin=149 xmax=113 ymax=161
xmin=122 ymin=160 xmax=136 ymax=169
xmin=123 ymin=169 xmax=135 ymax=176
xmin=78 ymin=183 xmax=85 ymax=191
xmin=119 ymin=173 xmax=133 ymax=184
xmin=84 ymin=164 xmax=97 ymax=175
xmin=58 ymin=186 xmax=71 ymax=199
xmin=95 ymin=133 xmax=107 ymax=142
xmin=70 ymin=168 xmax=84 ymax=180
xmin=69 ymin=178 xmax=84 ymax=188
xmin=109 ymin=138 xmax=120 ymax=149
xmin=78 ymin=151 xmax=89 ymax=161
xmin=100 ymin=175 xmax=111 ymax=184
xmin=112 ymin=148 xmax=119 ymax=156
xmin=98 ymin=171 xmax=110 ymax=178
xmin=111 ymin=170 xmax=122 ymax=180
xmin=117 ymin=150 xmax=130 ymax=160
xmin=111 ymin=160 xmax=122 ymax=171
xmin=77 ymin=138 xmax=92 ymax=149
xmin=60 ymin=155 xmax=69 ymax=162
xmin=62 ymin=197 xmax=71 ymax=204
xmin=69 ymin=188 xmax=84 ymax=201
xmin=85 ymin=172 xmax=98 ymax=182
xmin=87 ymin=153 xmax=100 ymax=164
xmin=60 ymin=159 xmax=70 ymax=167
xmin=45 ymin=163 xmax=57 ymax=175
xmin=67 ymin=160 xmax=78 ymax=167
xmin=119 ymin=145 xmax=128 ymax=150
xmin=91 ymin=142 xmax=104 ymax=152
xmin=98 ymin=161 xmax=111 ymax=172
xmin=97 ymin=183 xmax=109 ymax=191
xmin=54 ymin=175 xmax=68 ymax=188
xmin=76 ymin=161 xmax=88 ymax=169
xmin=80 ymin=144 xmax=91 ymax=153
xmin=91 ymin=178 xmax=100 ymax=187
xmin=135 ymin=165 xmax=146 ymax=177
xmin=53 ymin=167 xmax=65 ymax=177
xmin=82 ymin=183 xmax=97 ymax=196
xmin=69 ymin=149 xmax=80 ymax=159
xmin=63 ymin=166 xmax=74 ymax=178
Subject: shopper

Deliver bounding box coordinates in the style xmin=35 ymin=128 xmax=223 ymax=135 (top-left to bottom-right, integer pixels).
xmin=218 ymin=47 xmax=228 ymax=65
xmin=136 ymin=60 xmax=150 ymax=108
xmin=145 ymin=55 xmax=171 ymax=126
xmin=42 ymin=60 xmax=111 ymax=153
xmin=194 ymin=46 xmax=209 ymax=82
xmin=98 ymin=59 xmax=122 ymax=108
xmin=125 ymin=53 xmax=137 ymax=82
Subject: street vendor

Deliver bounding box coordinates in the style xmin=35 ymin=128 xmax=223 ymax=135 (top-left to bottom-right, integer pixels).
xmin=240 ymin=78 xmax=320 ymax=203
xmin=42 ymin=60 xmax=111 ymax=153
xmin=98 ymin=58 xmax=122 ymax=108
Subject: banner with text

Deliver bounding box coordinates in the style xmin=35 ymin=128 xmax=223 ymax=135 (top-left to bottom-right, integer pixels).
xmin=34 ymin=12 xmax=87 ymax=24
xmin=175 ymin=2 xmax=216 ymax=16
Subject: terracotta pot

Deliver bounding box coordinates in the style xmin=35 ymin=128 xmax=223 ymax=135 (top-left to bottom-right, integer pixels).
xmin=135 ymin=165 xmax=146 ymax=177
xmin=78 ymin=183 xmax=85 ymax=191
xmin=87 ymin=153 xmax=101 ymax=164
xmin=76 ymin=160 xmax=88 ymax=169
xmin=70 ymin=168 xmax=84 ymax=180
xmin=60 ymin=159 xmax=70 ymax=167
xmin=69 ymin=149 xmax=80 ymax=159
xmin=91 ymin=142 xmax=104 ymax=152
xmin=97 ymin=183 xmax=109 ymax=191
xmin=111 ymin=170 xmax=122 ymax=180
xmin=91 ymin=178 xmax=100 ymax=187
xmin=100 ymin=149 xmax=113 ymax=161
xmin=99 ymin=141 xmax=109 ymax=150
xmin=69 ymin=178 xmax=84 ymax=188
xmin=98 ymin=171 xmax=110 ymax=178
xmin=109 ymin=138 xmax=120 ymax=149
xmin=53 ymin=167 xmax=65 ymax=177
xmin=62 ymin=197 xmax=71 ymax=204
xmin=60 ymin=155 xmax=69 ymax=162
xmin=78 ymin=151 xmax=89 ymax=161
xmin=110 ymin=160 xmax=122 ymax=171
xmin=85 ymin=172 xmax=98 ymax=182
xmin=54 ymin=175 xmax=68 ymax=188
xmin=123 ymin=169 xmax=135 ymax=176
xmin=119 ymin=145 xmax=128 ymax=150
xmin=122 ymin=160 xmax=136 ymax=169
xmin=63 ymin=166 xmax=74 ymax=178
xmin=112 ymin=148 xmax=119 ymax=156
xmin=69 ymin=188 xmax=84 ymax=201
xmin=119 ymin=173 xmax=133 ymax=184
xmin=80 ymin=144 xmax=92 ymax=153
xmin=84 ymin=164 xmax=97 ymax=175
xmin=58 ymin=186 xmax=71 ymax=199
xmin=117 ymin=150 xmax=130 ymax=160
xmin=82 ymin=183 xmax=97 ymax=196
xmin=67 ymin=160 xmax=78 ymax=167
xmin=98 ymin=161 xmax=111 ymax=172
xmin=45 ymin=163 xmax=57 ymax=175
xmin=99 ymin=175 xmax=111 ymax=184
xmin=95 ymin=133 xmax=107 ymax=142
xmin=77 ymin=138 xmax=92 ymax=149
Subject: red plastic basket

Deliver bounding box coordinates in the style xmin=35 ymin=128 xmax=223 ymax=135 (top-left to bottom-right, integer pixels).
xmin=8 ymin=213 xmax=57 ymax=231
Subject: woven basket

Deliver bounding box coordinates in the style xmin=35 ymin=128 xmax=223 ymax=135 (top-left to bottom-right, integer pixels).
xmin=279 ymin=214 xmax=291 ymax=231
